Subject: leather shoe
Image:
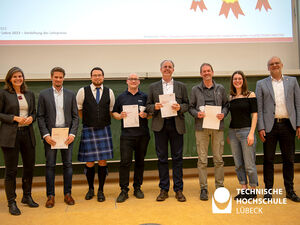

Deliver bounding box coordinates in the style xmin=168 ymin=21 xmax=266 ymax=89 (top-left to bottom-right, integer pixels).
xmin=286 ymin=191 xmax=300 ymax=202
xmin=21 ymin=195 xmax=39 ymax=207
xmin=116 ymin=190 xmax=129 ymax=203
xmin=97 ymin=190 xmax=106 ymax=202
xmin=45 ymin=195 xmax=55 ymax=208
xmin=8 ymin=201 xmax=21 ymax=216
xmin=85 ymin=189 xmax=95 ymax=200
xmin=175 ymin=190 xmax=186 ymax=202
xmin=156 ymin=189 xmax=168 ymax=201
xmin=134 ymin=188 xmax=144 ymax=199
xmin=200 ymin=189 xmax=208 ymax=201
xmin=64 ymin=193 xmax=75 ymax=205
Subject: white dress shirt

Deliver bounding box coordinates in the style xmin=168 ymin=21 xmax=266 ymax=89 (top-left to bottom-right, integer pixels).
xmin=162 ymin=78 xmax=174 ymax=94
xmin=53 ymin=87 xmax=65 ymax=127
xmin=271 ymin=75 xmax=289 ymax=119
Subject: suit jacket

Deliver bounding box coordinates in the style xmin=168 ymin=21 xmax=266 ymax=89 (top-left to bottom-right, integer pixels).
xmin=37 ymin=87 xmax=79 ymax=139
xmin=256 ymin=75 xmax=300 ymax=133
xmin=0 ymin=89 xmax=36 ymax=148
xmin=146 ymin=80 xmax=189 ymax=135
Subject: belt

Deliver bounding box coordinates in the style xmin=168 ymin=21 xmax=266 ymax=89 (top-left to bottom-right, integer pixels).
xmin=17 ymin=126 xmax=29 ymax=131
xmin=274 ymin=118 xmax=288 ymax=123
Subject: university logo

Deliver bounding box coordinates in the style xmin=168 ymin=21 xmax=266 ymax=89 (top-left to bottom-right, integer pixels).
xmin=212 ymin=187 xmax=232 ymax=214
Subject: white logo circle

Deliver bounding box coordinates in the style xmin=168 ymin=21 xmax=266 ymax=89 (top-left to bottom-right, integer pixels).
xmin=213 ymin=187 xmax=230 ymax=203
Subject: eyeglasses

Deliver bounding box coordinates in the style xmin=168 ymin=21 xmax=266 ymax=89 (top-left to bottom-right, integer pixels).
xmin=128 ymin=78 xmax=139 ymax=81
xmin=92 ymin=74 xmax=103 ymax=77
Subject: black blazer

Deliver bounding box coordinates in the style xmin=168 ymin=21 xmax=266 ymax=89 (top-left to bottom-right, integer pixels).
xmin=0 ymin=89 xmax=36 ymax=148
xmin=37 ymin=87 xmax=79 ymax=138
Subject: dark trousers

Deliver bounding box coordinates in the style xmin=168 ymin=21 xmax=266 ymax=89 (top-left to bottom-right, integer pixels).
xmin=263 ymin=120 xmax=296 ymax=192
xmin=2 ymin=128 xmax=35 ymax=204
xmin=154 ymin=118 xmax=184 ymax=192
xmin=119 ymin=135 xmax=150 ymax=191
xmin=44 ymin=142 xmax=73 ymax=196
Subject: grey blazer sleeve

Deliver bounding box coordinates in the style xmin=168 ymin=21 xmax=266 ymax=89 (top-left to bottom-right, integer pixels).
xmin=68 ymin=90 xmax=79 ymax=136
xmin=255 ymin=80 xmax=265 ymax=131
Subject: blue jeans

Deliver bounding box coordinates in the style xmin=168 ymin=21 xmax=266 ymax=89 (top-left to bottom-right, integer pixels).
xmin=44 ymin=142 xmax=73 ymax=196
xmin=228 ymin=127 xmax=258 ymax=187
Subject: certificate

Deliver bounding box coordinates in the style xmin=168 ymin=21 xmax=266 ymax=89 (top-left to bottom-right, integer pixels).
xmin=159 ymin=93 xmax=177 ymax=118
xmin=51 ymin=128 xmax=69 ymax=149
xmin=202 ymin=105 xmax=221 ymax=130
xmin=123 ymin=105 xmax=139 ymax=128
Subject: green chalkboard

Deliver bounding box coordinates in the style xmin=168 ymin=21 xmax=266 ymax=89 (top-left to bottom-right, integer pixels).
xmin=0 ymin=76 xmax=299 ymax=166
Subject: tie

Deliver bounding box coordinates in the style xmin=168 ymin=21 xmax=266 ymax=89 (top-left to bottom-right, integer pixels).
xmin=96 ymin=87 xmax=100 ymax=104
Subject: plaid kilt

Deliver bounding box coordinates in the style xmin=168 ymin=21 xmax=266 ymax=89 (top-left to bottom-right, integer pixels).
xmin=78 ymin=125 xmax=113 ymax=162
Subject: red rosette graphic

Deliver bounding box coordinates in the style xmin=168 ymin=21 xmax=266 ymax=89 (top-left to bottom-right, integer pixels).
xmin=190 ymin=0 xmax=207 ymax=12
xmin=256 ymin=0 xmax=272 ymax=12
xmin=219 ymin=0 xmax=245 ymax=19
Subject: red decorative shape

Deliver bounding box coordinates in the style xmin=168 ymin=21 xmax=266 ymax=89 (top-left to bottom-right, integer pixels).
xmin=219 ymin=1 xmax=245 ymax=19
xmin=190 ymin=0 xmax=207 ymax=12
xmin=256 ymin=0 xmax=272 ymax=12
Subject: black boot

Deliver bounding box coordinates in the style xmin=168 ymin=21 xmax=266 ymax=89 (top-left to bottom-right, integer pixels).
xmin=8 ymin=201 xmax=21 ymax=216
xmin=21 ymin=177 xmax=39 ymax=207
xmin=21 ymin=195 xmax=39 ymax=207
xmin=97 ymin=166 xmax=107 ymax=202
xmin=84 ymin=165 xmax=95 ymax=200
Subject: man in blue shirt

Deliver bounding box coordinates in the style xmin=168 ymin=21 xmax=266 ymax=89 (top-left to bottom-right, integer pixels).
xmin=112 ymin=73 xmax=150 ymax=203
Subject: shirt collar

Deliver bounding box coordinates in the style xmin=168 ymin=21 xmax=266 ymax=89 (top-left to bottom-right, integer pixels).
xmin=91 ymin=83 xmax=103 ymax=91
xmin=126 ymin=88 xmax=141 ymax=96
xmin=162 ymin=78 xmax=174 ymax=86
xmin=270 ymin=75 xmax=284 ymax=82
xmin=52 ymin=86 xmax=63 ymax=94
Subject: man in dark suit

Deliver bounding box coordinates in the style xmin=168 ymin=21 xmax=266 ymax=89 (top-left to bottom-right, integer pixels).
xmin=146 ymin=60 xmax=189 ymax=202
xmin=256 ymin=56 xmax=300 ymax=202
xmin=37 ymin=67 xmax=79 ymax=208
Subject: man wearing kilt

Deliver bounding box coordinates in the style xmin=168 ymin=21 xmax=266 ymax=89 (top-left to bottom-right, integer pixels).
xmin=76 ymin=67 xmax=115 ymax=202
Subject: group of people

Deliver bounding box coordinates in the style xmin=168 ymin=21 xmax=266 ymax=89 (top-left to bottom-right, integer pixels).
xmin=0 ymin=56 xmax=299 ymax=216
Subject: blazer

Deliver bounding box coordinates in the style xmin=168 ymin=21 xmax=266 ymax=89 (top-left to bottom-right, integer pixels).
xmin=37 ymin=87 xmax=79 ymax=139
xmin=256 ymin=75 xmax=300 ymax=133
xmin=146 ymin=80 xmax=189 ymax=135
xmin=0 ymin=89 xmax=36 ymax=148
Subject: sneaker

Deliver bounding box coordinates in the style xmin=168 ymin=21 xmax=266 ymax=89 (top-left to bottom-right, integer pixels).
xmin=134 ymin=188 xmax=144 ymax=199
xmin=286 ymin=191 xmax=300 ymax=202
xmin=200 ymin=189 xmax=208 ymax=201
xmin=116 ymin=190 xmax=129 ymax=203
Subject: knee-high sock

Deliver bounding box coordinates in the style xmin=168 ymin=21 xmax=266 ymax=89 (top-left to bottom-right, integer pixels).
xmin=98 ymin=166 xmax=108 ymax=192
xmin=85 ymin=165 xmax=95 ymax=190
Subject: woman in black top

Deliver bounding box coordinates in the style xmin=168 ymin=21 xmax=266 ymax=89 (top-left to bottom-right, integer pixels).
xmin=0 ymin=67 xmax=39 ymax=215
xmin=228 ymin=71 xmax=258 ymax=199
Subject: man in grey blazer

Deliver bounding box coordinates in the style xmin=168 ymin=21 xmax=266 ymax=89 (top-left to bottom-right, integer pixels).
xmin=37 ymin=67 xmax=79 ymax=208
xmin=256 ymin=56 xmax=300 ymax=202
xmin=146 ymin=60 xmax=189 ymax=202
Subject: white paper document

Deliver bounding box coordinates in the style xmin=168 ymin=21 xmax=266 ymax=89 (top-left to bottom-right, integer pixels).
xmin=123 ymin=105 xmax=139 ymax=128
xmin=202 ymin=105 xmax=221 ymax=130
xmin=51 ymin=128 xmax=69 ymax=149
xmin=159 ymin=93 xmax=177 ymax=118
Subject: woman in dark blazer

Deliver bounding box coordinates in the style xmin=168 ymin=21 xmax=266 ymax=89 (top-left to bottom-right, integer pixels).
xmin=0 ymin=67 xmax=39 ymax=216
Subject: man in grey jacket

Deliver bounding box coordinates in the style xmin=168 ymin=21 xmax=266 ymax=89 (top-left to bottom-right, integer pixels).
xmin=256 ymin=56 xmax=300 ymax=202
xmin=189 ymin=63 xmax=229 ymax=201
